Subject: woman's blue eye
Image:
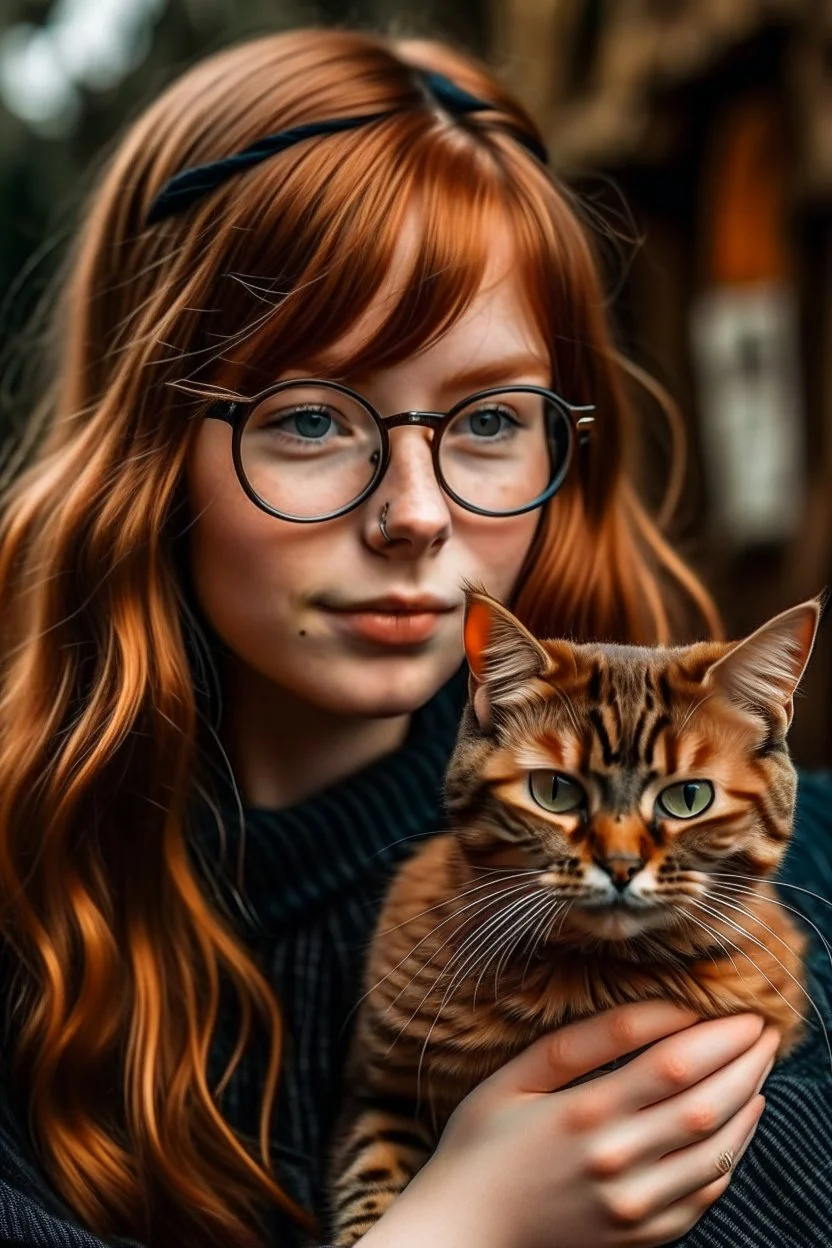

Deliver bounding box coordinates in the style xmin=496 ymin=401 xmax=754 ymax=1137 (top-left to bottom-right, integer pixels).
xmin=284 ymin=407 xmax=333 ymax=439
xmin=462 ymin=406 xmax=517 ymax=437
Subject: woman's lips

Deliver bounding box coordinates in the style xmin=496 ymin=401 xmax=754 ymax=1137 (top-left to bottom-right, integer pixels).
xmin=321 ymin=607 xmax=455 ymax=646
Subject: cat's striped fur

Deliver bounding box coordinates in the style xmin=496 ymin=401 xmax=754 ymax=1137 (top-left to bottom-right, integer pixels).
xmin=326 ymin=589 xmax=822 ymax=1246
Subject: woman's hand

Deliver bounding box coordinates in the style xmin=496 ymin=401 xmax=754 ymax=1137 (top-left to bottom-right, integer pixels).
xmin=357 ymin=1001 xmax=778 ymax=1248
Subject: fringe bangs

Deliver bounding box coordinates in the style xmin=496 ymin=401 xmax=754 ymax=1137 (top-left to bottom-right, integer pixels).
xmin=179 ymin=111 xmax=570 ymax=390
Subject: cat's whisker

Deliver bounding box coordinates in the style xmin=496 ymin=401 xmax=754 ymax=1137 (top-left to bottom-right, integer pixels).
xmin=520 ymin=899 xmax=566 ymax=987
xmin=699 ymin=893 xmax=808 ymax=994
xmin=708 ymin=881 xmax=832 ymax=973
xmin=492 ymin=893 xmax=558 ymax=1000
xmin=345 ymin=893 xmax=510 ymax=1056
xmin=350 ymin=873 xmax=536 ymax=1028
xmin=442 ymin=890 xmax=539 ymax=1014
xmin=508 ymin=898 xmax=566 ymax=983
xmin=677 ymin=915 xmax=724 ymax=974
xmin=344 ymin=896 xmax=507 ymax=1040
xmin=416 ymin=893 xmax=566 ymax=1108
xmin=413 ymin=891 xmax=542 ymax=1102
xmin=467 ymin=864 xmax=545 ymax=876
xmin=553 ymin=899 xmax=574 ymax=939
xmin=415 ymin=883 xmax=539 ymax=990
xmin=707 ymin=872 xmax=832 ymax=913
xmin=416 ymin=898 xmax=533 ymax=1123
xmin=378 ymin=880 xmax=539 ymax=1036
xmin=351 ymin=830 xmax=452 ymax=865
xmin=377 ymin=869 xmax=544 ymax=936
xmin=701 ymin=879 xmax=832 ymax=1062
xmin=478 ymin=909 xmax=534 ymax=1008
xmin=707 ymin=883 xmax=832 ymax=1066
xmin=685 ymin=899 xmax=809 ymax=1028
xmin=686 ymin=897 xmax=814 ymax=1027
xmin=672 ymin=905 xmax=766 ymax=1007
xmin=469 ymin=894 xmax=544 ymax=1010
xmin=429 ymin=889 xmax=549 ymax=1029
xmin=383 ymin=881 xmax=541 ymax=1063
xmin=702 ymin=888 xmax=810 ymax=962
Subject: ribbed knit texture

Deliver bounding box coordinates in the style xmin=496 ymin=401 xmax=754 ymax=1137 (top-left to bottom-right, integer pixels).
xmin=195 ymin=662 xmax=470 ymax=1247
xmin=1 ymin=664 xmax=831 ymax=1247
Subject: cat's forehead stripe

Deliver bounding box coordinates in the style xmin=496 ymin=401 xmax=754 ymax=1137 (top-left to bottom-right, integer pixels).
xmin=483 ymin=635 xmax=783 ymax=798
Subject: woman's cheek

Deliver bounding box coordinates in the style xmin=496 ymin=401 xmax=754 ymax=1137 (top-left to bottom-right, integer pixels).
xmin=459 ymin=514 xmax=540 ymax=599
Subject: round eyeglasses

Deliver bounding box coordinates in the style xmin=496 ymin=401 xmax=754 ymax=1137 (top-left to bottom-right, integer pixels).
xmin=200 ymin=378 xmax=595 ymax=523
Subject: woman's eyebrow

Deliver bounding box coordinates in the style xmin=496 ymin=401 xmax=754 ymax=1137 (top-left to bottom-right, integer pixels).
xmin=298 ymin=351 xmax=552 ymax=394
xmin=435 ymin=353 xmax=551 ymax=396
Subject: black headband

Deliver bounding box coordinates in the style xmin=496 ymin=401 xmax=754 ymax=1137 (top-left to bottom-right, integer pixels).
xmin=145 ymin=69 xmax=549 ymax=225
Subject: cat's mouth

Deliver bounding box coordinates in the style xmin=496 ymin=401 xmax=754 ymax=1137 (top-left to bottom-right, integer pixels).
xmin=574 ymin=888 xmax=650 ymax=910
xmin=568 ymin=891 xmax=671 ymax=940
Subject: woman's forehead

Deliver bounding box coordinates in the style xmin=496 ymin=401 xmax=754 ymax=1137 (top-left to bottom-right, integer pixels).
xmin=298 ymin=210 xmax=549 ymax=385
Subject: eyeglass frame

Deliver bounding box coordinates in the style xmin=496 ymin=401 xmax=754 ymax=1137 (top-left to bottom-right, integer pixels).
xmin=200 ymin=377 xmax=596 ymax=523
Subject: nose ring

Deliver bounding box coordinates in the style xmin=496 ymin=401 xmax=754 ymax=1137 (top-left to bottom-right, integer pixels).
xmin=378 ymin=501 xmax=393 ymax=545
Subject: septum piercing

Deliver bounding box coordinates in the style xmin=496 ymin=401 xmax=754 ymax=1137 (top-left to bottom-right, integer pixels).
xmin=379 ymin=501 xmax=393 ymax=545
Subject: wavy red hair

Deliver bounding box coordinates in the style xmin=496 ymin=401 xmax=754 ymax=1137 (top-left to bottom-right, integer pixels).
xmin=0 ymin=26 xmax=721 ymax=1247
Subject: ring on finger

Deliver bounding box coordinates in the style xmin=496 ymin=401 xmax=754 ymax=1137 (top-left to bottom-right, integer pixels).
xmin=715 ymin=1149 xmax=734 ymax=1175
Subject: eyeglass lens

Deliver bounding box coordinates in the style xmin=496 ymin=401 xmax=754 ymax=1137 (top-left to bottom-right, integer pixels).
xmin=238 ymin=382 xmax=570 ymax=520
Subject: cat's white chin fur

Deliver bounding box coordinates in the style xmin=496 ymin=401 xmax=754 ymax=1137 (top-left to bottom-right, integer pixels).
xmin=570 ymin=904 xmax=670 ymax=942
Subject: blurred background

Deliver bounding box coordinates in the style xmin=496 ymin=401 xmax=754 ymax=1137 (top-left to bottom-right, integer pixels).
xmin=0 ymin=0 xmax=830 ymax=766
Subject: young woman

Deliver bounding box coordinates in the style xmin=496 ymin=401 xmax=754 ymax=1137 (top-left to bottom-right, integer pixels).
xmin=0 ymin=26 xmax=829 ymax=1248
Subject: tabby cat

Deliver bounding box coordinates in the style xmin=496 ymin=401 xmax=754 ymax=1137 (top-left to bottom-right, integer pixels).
xmin=327 ymin=587 xmax=822 ymax=1246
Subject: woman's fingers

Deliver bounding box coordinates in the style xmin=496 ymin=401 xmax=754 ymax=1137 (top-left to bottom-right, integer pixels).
xmin=607 ymin=1012 xmax=769 ymax=1114
xmin=641 ymin=1024 xmax=779 ymax=1152
xmin=589 ymin=1023 xmax=777 ymax=1183
xmin=654 ymin=1093 xmax=766 ymax=1206
xmin=483 ymin=1001 xmax=702 ymax=1097
xmin=607 ymin=1094 xmax=767 ymax=1236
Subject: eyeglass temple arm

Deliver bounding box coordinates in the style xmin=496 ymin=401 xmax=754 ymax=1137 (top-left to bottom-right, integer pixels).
xmin=567 ymin=403 xmax=595 ymax=446
xmin=203 ymin=401 xmax=239 ymax=425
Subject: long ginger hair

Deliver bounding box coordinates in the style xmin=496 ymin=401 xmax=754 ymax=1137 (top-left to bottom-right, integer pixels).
xmin=0 ymin=26 xmax=721 ymax=1248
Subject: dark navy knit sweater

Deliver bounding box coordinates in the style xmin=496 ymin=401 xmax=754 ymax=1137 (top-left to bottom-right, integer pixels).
xmin=1 ymin=667 xmax=831 ymax=1247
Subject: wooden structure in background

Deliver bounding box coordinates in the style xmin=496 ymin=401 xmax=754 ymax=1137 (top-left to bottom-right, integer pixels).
xmin=491 ymin=0 xmax=832 ymax=768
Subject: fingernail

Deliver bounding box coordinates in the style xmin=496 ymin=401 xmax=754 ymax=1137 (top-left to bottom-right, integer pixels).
xmin=743 ymin=1103 xmax=768 ymax=1148
xmin=755 ymin=1058 xmax=775 ymax=1094
xmin=736 ymin=1098 xmax=766 ymax=1163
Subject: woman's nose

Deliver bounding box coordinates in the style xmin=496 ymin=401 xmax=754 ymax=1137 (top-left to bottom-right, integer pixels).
xmin=363 ymin=427 xmax=452 ymax=557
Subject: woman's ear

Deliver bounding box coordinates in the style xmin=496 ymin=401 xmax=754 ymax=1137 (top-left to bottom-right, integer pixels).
xmin=462 ymin=586 xmax=553 ymax=730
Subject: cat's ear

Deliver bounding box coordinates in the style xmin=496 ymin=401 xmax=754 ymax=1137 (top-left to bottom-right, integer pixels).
xmin=463 ymin=587 xmax=553 ymax=730
xmin=702 ymin=595 xmax=824 ymax=730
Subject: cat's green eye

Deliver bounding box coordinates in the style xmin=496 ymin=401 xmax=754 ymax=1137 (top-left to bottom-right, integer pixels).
xmin=657 ymin=780 xmax=714 ymax=819
xmin=529 ymin=771 xmax=586 ymax=814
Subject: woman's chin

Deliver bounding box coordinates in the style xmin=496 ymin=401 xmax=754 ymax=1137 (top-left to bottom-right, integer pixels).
xmin=339 ymin=654 xmax=460 ymax=715
xmin=284 ymin=646 xmax=462 ymax=719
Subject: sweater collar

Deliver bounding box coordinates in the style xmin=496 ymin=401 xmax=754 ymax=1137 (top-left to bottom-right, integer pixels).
xmin=189 ymin=665 xmax=468 ymax=931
